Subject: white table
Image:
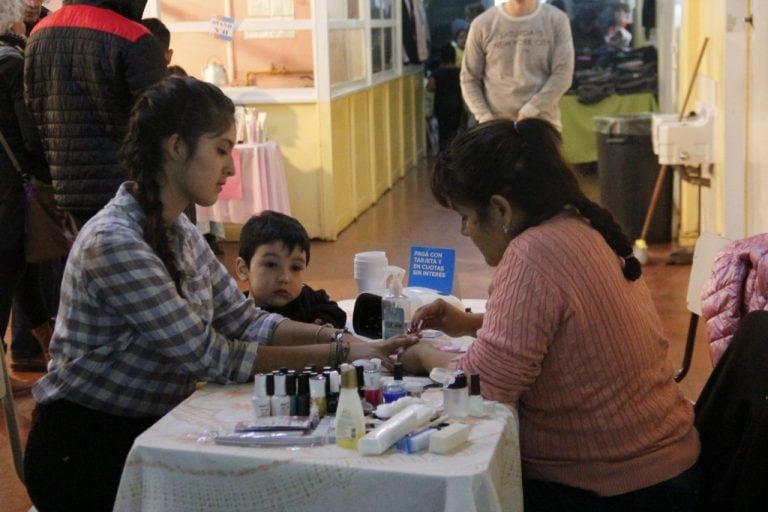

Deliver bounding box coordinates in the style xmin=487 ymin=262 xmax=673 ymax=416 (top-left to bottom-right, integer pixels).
xmin=196 ymin=141 xmax=291 ymax=224
xmin=114 ymin=384 xmax=522 ymax=512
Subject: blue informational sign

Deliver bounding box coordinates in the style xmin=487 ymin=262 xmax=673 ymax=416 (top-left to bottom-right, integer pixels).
xmin=408 ymin=246 xmax=456 ymax=295
xmin=209 ymin=15 xmax=236 ymax=41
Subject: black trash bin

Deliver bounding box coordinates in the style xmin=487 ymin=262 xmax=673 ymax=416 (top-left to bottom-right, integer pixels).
xmin=594 ymin=114 xmax=672 ymax=244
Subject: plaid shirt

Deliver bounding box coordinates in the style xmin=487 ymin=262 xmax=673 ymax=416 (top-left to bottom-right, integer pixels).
xmin=33 ymin=183 xmax=284 ymax=417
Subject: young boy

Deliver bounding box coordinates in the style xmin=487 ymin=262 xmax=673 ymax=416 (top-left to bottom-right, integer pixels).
xmin=236 ymin=211 xmax=346 ymax=328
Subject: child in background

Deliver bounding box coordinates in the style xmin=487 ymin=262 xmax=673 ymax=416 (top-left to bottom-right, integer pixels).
xmin=140 ymin=17 xmax=189 ymax=77
xmin=604 ymin=2 xmax=633 ymax=50
xmin=450 ymin=18 xmax=469 ymax=67
xmin=428 ymin=44 xmax=464 ymax=152
xmin=236 ymin=211 xmax=346 ymax=329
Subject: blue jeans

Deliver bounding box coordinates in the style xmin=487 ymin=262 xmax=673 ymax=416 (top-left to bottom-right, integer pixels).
xmin=523 ymin=462 xmax=700 ymax=512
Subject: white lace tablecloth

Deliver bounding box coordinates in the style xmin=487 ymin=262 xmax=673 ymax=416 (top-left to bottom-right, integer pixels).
xmin=114 ymin=384 xmax=522 ymax=512
xmin=195 ymin=141 xmax=291 ymax=223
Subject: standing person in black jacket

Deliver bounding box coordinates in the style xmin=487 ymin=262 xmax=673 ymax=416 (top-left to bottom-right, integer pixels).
xmin=24 ymin=0 xmax=168 ymax=229
xmin=22 ymin=0 xmax=50 ymax=35
xmin=1 ymin=0 xmax=55 ymax=376
xmin=427 ymin=44 xmax=463 ymax=152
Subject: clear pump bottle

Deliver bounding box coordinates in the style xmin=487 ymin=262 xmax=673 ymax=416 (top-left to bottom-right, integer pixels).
xmin=382 ymin=266 xmax=411 ymax=339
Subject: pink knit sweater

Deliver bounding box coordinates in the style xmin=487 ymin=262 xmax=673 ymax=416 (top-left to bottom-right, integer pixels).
xmin=458 ymin=213 xmax=699 ymax=496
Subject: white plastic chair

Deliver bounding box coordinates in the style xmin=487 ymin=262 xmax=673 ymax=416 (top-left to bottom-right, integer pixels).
xmin=675 ymin=232 xmax=731 ymax=382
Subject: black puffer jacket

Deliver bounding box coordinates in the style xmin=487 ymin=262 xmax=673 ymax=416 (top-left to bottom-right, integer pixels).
xmin=24 ymin=0 xmax=167 ymax=216
xmin=0 ymin=34 xmax=49 ymax=243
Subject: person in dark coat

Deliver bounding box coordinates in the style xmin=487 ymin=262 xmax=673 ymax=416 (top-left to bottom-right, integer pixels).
xmin=428 ymin=44 xmax=464 ymax=152
xmin=24 ymin=0 xmax=168 ymax=228
xmin=1 ymin=2 xmax=54 ymax=374
xmin=694 ymin=310 xmax=768 ymax=511
xmin=22 ymin=0 xmax=50 ymax=35
xmin=236 ymin=211 xmax=347 ymax=329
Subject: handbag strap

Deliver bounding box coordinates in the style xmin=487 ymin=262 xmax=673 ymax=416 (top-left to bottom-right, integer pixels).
xmin=0 ymin=129 xmax=25 ymax=176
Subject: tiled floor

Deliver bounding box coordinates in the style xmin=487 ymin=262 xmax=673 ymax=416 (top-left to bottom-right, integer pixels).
xmin=0 ymin=158 xmax=714 ymax=511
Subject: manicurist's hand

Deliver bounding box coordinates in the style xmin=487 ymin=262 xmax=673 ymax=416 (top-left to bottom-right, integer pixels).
xmin=411 ymin=298 xmax=482 ymax=338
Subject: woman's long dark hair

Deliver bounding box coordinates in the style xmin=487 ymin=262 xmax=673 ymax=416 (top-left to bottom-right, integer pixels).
xmin=431 ymin=118 xmax=641 ymax=281
xmin=119 ymin=76 xmax=235 ymax=292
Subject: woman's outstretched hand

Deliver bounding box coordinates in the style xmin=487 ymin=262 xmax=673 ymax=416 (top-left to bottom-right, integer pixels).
xmin=348 ymin=334 xmax=419 ymax=369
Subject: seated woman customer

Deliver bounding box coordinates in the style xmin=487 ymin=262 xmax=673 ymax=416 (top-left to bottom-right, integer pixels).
xmin=23 ymin=76 xmax=416 ymax=512
xmin=401 ymin=119 xmax=700 ymax=511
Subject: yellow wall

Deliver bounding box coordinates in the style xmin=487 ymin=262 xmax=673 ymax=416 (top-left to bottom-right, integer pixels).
xmin=678 ymin=1 xmax=727 ymax=243
xmin=232 ymin=74 xmax=426 ymax=240
xmin=370 ymin=84 xmax=393 ymax=197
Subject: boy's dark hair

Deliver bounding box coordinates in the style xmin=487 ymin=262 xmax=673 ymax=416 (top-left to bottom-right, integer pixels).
xmin=167 ymin=64 xmax=188 ymax=77
xmin=141 ymin=18 xmax=170 ymax=51
xmin=239 ymin=211 xmax=311 ymax=265
xmin=440 ymin=44 xmax=456 ymax=65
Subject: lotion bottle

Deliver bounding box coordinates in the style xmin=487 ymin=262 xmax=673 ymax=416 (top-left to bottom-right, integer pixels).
xmin=381 ymin=266 xmax=411 ymax=339
xmin=335 ymin=364 xmax=366 ymax=449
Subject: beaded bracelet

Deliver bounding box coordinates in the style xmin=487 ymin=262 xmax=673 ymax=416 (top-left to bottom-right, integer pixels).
xmin=313 ymin=324 xmax=325 ymax=344
xmin=340 ymin=340 xmax=351 ymax=364
xmin=334 ymin=338 xmax=344 ymax=368
xmin=327 ymin=341 xmax=338 ymax=368
xmin=314 ymin=323 xmax=335 ymax=344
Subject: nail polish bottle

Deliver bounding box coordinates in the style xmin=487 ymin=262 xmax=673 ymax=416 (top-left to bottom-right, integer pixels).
xmin=382 ymin=362 xmax=407 ymax=403
xmin=251 ymin=373 xmax=271 ymax=418
xmin=468 ymin=373 xmax=484 ymax=417
xmin=309 ymin=375 xmax=327 ymax=419
xmin=364 ymin=362 xmax=382 ymax=407
xmin=296 ymin=373 xmax=311 ymax=416
xmin=326 ymin=370 xmax=340 ymax=415
xmin=285 ymin=372 xmax=298 ymax=416
xmin=354 ymin=363 xmax=373 ymax=414
xmin=270 ymin=372 xmax=291 ymax=416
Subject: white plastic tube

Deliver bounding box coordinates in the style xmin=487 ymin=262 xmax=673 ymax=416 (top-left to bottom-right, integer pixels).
xmin=358 ymin=404 xmax=435 ymax=455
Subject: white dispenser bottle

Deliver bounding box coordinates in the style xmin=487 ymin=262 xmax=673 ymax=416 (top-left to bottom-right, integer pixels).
xmin=381 ymin=266 xmax=412 ymax=339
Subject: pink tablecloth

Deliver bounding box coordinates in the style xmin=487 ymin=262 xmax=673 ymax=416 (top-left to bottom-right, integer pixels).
xmin=196 ymin=141 xmax=291 ymax=223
